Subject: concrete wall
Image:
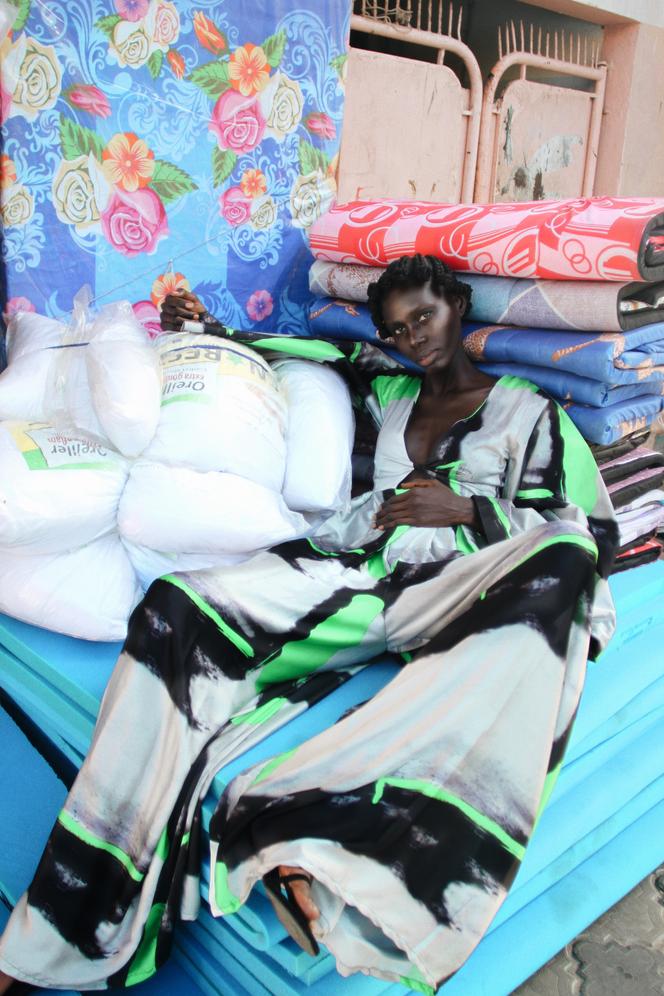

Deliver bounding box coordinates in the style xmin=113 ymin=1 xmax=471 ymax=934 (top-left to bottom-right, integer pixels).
xmin=594 ymin=21 xmax=664 ymax=195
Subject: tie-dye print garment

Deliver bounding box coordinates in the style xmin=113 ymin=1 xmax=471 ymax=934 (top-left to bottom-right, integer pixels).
xmin=0 ymin=337 xmax=619 ymax=994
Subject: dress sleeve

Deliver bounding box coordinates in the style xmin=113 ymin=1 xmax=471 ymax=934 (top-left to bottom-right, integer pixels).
xmin=472 ymin=397 xmax=619 ymax=578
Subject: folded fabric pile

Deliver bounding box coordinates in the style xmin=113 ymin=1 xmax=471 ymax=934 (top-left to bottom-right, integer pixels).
xmin=591 ymin=432 xmax=664 ymax=572
xmin=307 ymin=197 xmax=664 ymax=446
xmin=0 ymin=308 xmax=354 ymax=641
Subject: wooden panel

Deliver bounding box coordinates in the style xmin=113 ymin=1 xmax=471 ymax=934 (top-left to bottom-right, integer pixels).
xmin=337 ymin=48 xmax=469 ymax=203
xmin=493 ymin=78 xmax=592 ymax=202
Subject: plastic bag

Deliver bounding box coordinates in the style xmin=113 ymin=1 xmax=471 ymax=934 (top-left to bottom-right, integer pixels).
xmin=0 ymin=534 xmax=142 ymax=642
xmin=119 ymin=461 xmax=308 ymax=555
xmin=0 ymin=289 xmax=103 ymax=436
xmin=86 ymin=300 xmax=162 ymax=458
xmin=144 ymin=333 xmax=287 ymax=491
xmin=0 ymin=421 xmax=128 ymax=554
xmin=121 ymin=538 xmax=246 ymax=591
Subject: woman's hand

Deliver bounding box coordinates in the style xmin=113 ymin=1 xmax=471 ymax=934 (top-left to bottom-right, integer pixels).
xmin=374 ymin=480 xmax=478 ymax=530
xmin=160 ymin=290 xmax=207 ymax=330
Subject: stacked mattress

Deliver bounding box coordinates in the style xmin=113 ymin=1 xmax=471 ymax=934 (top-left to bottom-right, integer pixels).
xmin=307 ymin=197 xmax=664 ymax=446
xmin=2 ymin=557 xmax=664 ymax=995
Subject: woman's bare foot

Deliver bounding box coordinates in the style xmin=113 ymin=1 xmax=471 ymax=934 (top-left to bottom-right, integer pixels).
xmin=278 ymin=864 xmax=319 ymax=925
xmin=0 ymin=970 xmax=16 ymax=995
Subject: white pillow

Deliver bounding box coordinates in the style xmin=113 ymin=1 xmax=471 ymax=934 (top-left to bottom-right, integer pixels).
xmin=274 ymin=359 xmax=354 ymax=513
xmin=0 ymin=534 xmax=141 ymax=642
xmin=0 ymin=421 xmax=128 ymax=554
xmin=118 ymin=461 xmax=307 ymax=555
xmin=144 ymin=333 xmax=287 ymax=492
xmin=87 ymin=303 xmax=162 ymax=458
xmin=121 ymin=538 xmax=246 ymax=591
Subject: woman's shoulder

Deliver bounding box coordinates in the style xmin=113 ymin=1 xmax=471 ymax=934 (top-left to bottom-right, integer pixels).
xmin=491 ymin=374 xmax=556 ymax=413
xmin=372 ymin=373 xmax=421 ymax=411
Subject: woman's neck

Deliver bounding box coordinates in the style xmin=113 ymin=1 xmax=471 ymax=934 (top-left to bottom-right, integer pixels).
xmin=420 ymin=352 xmax=491 ymax=399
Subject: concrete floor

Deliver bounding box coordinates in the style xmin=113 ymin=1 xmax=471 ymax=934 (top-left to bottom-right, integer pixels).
xmin=514 ymin=864 xmax=664 ymax=995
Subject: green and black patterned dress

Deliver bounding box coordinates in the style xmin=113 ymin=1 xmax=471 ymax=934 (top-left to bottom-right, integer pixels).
xmin=0 ymin=334 xmax=618 ymax=994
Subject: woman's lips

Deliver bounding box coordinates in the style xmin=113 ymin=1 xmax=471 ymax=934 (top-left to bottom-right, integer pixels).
xmin=417 ymin=348 xmax=439 ymax=367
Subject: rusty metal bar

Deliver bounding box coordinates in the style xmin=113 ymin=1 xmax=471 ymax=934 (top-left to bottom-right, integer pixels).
xmin=350 ymin=11 xmax=482 ymax=202
xmin=475 ymin=48 xmax=607 ymax=202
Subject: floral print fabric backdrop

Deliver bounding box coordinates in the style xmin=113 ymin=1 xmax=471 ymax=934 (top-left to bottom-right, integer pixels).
xmin=0 ymin=0 xmax=350 ymax=337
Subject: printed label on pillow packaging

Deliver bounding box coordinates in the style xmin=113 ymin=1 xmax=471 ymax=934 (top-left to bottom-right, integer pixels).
xmin=9 ymin=422 xmax=125 ymax=471
xmin=157 ymin=333 xmax=276 ymax=406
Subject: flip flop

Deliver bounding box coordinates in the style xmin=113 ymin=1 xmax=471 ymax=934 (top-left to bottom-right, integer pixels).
xmin=262 ymin=869 xmax=320 ymax=957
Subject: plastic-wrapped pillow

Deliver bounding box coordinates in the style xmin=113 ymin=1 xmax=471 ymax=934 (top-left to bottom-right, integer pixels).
xmin=118 ymin=462 xmax=308 ymax=556
xmin=0 ymin=421 xmax=128 ymax=554
xmin=121 ymin=538 xmax=246 ymax=591
xmin=274 ymin=359 xmax=354 ymax=513
xmin=144 ymin=333 xmax=287 ymax=492
xmin=0 ymin=345 xmax=102 ymax=435
xmin=86 ymin=301 xmax=162 ymax=458
xmin=5 ymin=310 xmax=68 ymax=363
xmin=0 ymin=534 xmax=141 ymax=642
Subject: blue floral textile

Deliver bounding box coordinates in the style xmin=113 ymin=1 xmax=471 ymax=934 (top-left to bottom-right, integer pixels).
xmin=1 ymin=0 xmax=350 ymax=337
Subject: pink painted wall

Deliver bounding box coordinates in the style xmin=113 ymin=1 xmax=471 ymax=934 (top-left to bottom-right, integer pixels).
xmin=594 ymin=22 xmax=664 ymax=196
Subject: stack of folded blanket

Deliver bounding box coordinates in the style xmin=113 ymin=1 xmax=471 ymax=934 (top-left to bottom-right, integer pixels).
xmin=306 ymin=197 xmax=664 ymax=447
xmin=591 ymin=432 xmax=664 ymax=572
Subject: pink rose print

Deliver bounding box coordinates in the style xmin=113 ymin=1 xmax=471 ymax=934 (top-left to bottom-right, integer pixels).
xmin=4 ymin=296 xmax=36 ymax=318
xmin=132 ymin=300 xmax=162 ymax=338
xmin=209 ymin=89 xmax=266 ymax=154
xmin=101 ymin=187 xmax=168 ymax=257
xmin=304 ymin=112 xmax=336 ymax=140
xmin=65 ymin=84 xmax=111 ymax=118
xmin=0 ymin=80 xmax=11 ymax=124
xmin=114 ymin=0 xmax=149 ymax=21
xmin=219 ymin=185 xmax=252 ymax=226
xmin=246 ymin=289 xmax=274 ymax=322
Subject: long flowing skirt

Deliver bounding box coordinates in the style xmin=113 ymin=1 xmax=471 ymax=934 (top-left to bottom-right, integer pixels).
xmin=0 ymin=519 xmax=599 ymax=992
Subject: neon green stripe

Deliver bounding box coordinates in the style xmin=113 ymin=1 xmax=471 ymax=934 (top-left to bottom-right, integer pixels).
xmin=557 ymin=407 xmax=598 ymax=514
xmin=349 ymin=341 xmax=362 ymax=362
xmin=250 ymin=337 xmax=344 ymax=360
xmin=488 ymin=496 xmax=511 ymax=537
xmin=515 ymin=487 xmax=555 ymax=499
xmin=251 ymin=746 xmax=298 ymax=786
xmin=182 ymin=831 xmax=190 ymax=847
xmin=231 ymin=696 xmax=288 ymax=726
xmin=535 ymin=760 xmax=563 ymax=826
xmin=155 ymin=826 xmax=169 ymax=862
xmin=372 ymin=778 xmax=525 ymax=860
xmin=307 ymin=539 xmax=365 ymax=557
xmin=58 ymin=811 xmax=144 ymax=882
xmin=257 ymin=593 xmax=383 ymax=688
xmin=162 ymin=575 xmax=254 ymax=658
xmin=455 ymin=525 xmax=477 ymax=555
xmin=367 ymin=522 xmax=410 ymax=578
xmin=516 ymin=533 xmax=598 ymax=569
xmin=400 ymin=976 xmax=435 ymax=996
xmin=497 ymin=374 xmax=539 ymax=393
xmin=214 ymin=862 xmax=242 ymax=914
xmin=125 ymin=903 xmax=165 ymax=986
xmin=372 ymin=374 xmax=421 ymax=411
xmin=435 ymin=460 xmax=462 ymax=496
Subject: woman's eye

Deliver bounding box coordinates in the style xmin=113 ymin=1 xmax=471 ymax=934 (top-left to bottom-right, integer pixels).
xmin=418 ymin=311 xmax=432 ymax=324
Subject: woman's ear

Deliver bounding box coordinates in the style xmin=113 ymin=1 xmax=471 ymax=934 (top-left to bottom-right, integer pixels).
xmin=455 ymin=294 xmax=468 ymax=318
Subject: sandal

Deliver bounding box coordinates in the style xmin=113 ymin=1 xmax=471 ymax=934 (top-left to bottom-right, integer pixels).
xmin=262 ymin=869 xmax=320 ymax=957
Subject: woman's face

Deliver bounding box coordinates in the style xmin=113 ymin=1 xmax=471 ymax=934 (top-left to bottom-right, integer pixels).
xmin=380 ymin=282 xmax=466 ymax=371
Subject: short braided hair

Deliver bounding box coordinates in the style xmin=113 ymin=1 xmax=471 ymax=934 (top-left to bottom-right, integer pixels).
xmin=367 ymin=254 xmax=472 ymax=338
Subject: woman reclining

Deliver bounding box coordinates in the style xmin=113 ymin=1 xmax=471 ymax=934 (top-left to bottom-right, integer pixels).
xmin=0 ymin=255 xmax=618 ymax=994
